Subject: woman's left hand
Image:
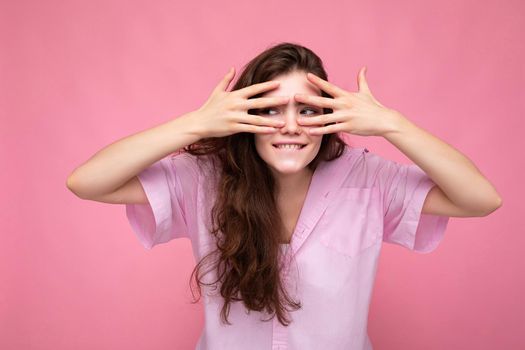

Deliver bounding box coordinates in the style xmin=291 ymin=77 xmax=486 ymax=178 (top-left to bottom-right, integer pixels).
xmin=294 ymin=66 xmax=404 ymax=137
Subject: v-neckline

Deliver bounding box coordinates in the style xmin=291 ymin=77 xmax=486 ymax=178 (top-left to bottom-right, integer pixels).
xmin=277 ymin=172 xmax=313 ymax=245
xmin=278 ymin=146 xmax=360 ymax=266
xmin=282 ymin=163 xmax=322 ymax=247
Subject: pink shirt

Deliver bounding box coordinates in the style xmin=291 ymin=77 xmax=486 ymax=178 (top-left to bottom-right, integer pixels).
xmin=125 ymin=145 xmax=450 ymax=350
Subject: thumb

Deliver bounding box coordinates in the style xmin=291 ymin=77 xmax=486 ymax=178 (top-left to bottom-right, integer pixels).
xmin=358 ymin=66 xmax=382 ymax=105
xmin=215 ymin=66 xmax=235 ymax=93
xmin=357 ymin=66 xmax=371 ymax=94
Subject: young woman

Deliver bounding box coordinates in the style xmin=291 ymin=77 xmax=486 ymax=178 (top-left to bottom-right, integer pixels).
xmin=67 ymin=42 xmax=502 ymax=350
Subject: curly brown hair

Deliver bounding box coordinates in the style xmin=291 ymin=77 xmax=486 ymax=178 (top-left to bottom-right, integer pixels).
xmin=184 ymin=42 xmax=347 ymax=326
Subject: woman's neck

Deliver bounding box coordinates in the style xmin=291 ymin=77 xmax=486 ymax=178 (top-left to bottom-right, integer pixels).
xmin=274 ymin=168 xmax=313 ymax=201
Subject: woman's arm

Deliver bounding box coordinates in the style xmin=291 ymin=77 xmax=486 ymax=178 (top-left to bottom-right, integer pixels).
xmin=66 ymin=112 xmax=203 ymax=202
xmin=294 ymin=68 xmax=502 ymax=217
xmin=67 ymin=67 xmax=292 ymax=203
xmin=383 ymin=112 xmax=502 ymax=217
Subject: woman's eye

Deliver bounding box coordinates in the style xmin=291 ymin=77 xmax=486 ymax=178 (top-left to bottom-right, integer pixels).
xmin=259 ymin=108 xmax=278 ymax=116
xmin=302 ymin=108 xmax=320 ymax=116
xmin=258 ymin=107 xmax=319 ymax=116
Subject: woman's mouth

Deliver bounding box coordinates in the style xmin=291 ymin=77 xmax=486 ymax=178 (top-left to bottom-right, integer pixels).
xmin=272 ymin=144 xmax=307 ymax=151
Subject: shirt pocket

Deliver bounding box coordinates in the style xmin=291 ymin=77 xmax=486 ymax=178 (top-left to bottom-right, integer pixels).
xmin=319 ymin=186 xmax=383 ymax=258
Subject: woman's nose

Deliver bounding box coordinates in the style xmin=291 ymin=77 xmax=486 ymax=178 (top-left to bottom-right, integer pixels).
xmin=279 ymin=111 xmax=303 ymax=134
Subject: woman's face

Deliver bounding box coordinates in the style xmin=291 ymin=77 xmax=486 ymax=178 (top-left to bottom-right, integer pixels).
xmin=253 ymin=70 xmax=324 ymax=177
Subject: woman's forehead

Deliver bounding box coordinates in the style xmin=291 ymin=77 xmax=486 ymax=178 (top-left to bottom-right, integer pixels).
xmin=260 ymin=70 xmax=321 ymax=96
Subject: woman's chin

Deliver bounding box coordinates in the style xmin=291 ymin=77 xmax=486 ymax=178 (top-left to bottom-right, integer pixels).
xmin=269 ymin=163 xmax=307 ymax=176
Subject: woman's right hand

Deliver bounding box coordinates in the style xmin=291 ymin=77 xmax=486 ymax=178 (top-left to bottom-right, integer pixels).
xmin=190 ymin=67 xmax=289 ymax=139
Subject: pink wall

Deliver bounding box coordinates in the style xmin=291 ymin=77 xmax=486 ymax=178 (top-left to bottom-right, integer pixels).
xmin=1 ymin=0 xmax=523 ymax=349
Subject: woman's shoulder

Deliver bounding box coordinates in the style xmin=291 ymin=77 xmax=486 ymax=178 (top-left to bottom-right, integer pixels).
xmin=345 ymin=145 xmax=369 ymax=157
xmin=346 ymin=145 xmax=391 ymax=167
xmin=169 ymin=150 xmax=213 ymax=166
xmin=335 ymin=144 xmax=370 ymax=166
xmin=166 ymin=150 xmax=219 ymax=183
xmin=336 ymin=145 xmax=388 ymax=188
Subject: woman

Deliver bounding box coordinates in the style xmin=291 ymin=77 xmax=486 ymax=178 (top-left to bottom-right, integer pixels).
xmin=67 ymin=42 xmax=502 ymax=350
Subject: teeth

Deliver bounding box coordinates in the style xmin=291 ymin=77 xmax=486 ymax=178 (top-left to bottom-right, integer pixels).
xmin=276 ymin=144 xmax=302 ymax=149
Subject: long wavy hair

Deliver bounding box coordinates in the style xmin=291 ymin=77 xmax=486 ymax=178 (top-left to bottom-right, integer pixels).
xmin=184 ymin=42 xmax=347 ymax=326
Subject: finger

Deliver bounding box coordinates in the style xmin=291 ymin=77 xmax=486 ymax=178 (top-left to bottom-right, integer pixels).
xmin=306 ymin=73 xmax=346 ymax=98
xmin=215 ymin=67 xmax=236 ymax=93
xmin=296 ymin=110 xmax=346 ymax=126
xmin=294 ymin=93 xmax=339 ymax=109
xmin=244 ymin=96 xmax=290 ymax=110
xmin=236 ymin=124 xmax=281 ymax=134
xmin=238 ymin=80 xmax=281 ymax=98
xmin=308 ymin=122 xmax=346 ymax=135
xmin=357 ymin=66 xmax=371 ymax=95
xmin=358 ymin=66 xmax=383 ymax=105
xmin=234 ymin=113 xmax=286 ymax=128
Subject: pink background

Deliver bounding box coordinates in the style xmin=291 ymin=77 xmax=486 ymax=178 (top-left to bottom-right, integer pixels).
xmin=2 ymin=0 xmax=523 ymax=349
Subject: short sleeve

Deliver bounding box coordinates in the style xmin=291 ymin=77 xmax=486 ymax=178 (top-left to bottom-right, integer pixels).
xmin=368 ymin=151 xmax=450 ymax=253
xmin=125 ymin=153 xmax=199 ymax=249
